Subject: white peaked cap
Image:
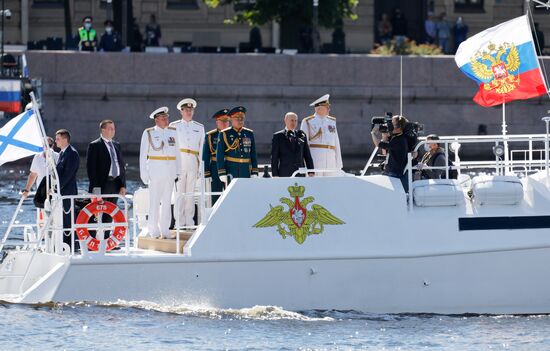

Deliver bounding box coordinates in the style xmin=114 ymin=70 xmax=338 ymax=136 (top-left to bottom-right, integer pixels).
xmin=149 ymin=106 xmax=169 ymax=119
xmin=310 ymin=94 xmax=330 ymax=107
xmin=177 ymin=98 xmax=197 ymax=110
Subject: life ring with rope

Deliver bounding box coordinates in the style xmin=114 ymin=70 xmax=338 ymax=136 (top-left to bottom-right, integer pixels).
xmin=75 ymin=199 xmax=126 ymax=251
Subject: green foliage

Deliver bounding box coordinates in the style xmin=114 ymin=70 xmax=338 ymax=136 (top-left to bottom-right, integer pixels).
xmin=370 ymin=40 xmax=443 ymax=56
xmin=204 ymin=0 xmax=358 ymax=28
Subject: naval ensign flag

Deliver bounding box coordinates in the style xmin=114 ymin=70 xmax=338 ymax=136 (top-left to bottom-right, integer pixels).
xmin=455 ymin=15 xmax=548 ymax=107
xmin=0 ymin=109 xmax=44 ymax=166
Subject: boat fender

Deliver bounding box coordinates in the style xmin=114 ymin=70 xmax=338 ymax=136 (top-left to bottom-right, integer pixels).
xmin=75 ymin=200 xmax=126 ymax=252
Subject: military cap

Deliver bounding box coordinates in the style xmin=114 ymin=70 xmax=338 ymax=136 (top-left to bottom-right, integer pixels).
xmin=212 ymin=108 xmax=229 ymax=119
xmin=310 ymin=94 xmax=330 ymax=107
xmin=149 ymin=106 xmax=169 ymax=119
xmin=177 ymin=98 xmax=197 ymax=110
xmin=228 ymin=106 xmax=247 ymax=116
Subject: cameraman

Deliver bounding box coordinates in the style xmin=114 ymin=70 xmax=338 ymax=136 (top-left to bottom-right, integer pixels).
xmin=371 ymin=115 xmax=410 ymax=192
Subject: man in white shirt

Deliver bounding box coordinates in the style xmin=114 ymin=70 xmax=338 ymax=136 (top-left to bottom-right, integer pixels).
xmin=300 ymin=94 xmax=343 ymax=176
xmin=170 ymin=98 xmax=205 ymax=227
xmin=22 ymin=137 xmax=58 ymax=198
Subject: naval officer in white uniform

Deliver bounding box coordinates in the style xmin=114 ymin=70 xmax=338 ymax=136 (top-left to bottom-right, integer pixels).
xmin=170 ymin=98 xmax=205 ymax=227
xmin=300 ymin=94 xmax=343 ymax=176
xmin=139 ymin=107 xmax=181 ymax=239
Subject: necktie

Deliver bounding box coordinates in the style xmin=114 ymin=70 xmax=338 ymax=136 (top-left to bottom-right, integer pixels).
xmin=288 ymin=130 xmax=295 ymax=143
xmin=107 ymin=141 xmax=119 ymax=177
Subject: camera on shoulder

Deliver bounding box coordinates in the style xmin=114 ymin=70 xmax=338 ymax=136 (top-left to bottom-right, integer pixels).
xmin=371 ymin=112 xmax=393 ymax=133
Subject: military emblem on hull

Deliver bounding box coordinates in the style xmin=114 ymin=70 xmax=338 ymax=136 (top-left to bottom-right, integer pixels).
xmin=253 ymin=183 xmax=345 ymax=244
xmin=470 ymin=42 xmax=520 ymax=94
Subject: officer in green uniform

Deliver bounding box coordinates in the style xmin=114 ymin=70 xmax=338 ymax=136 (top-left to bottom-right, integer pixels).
xmin=76 ymin=16 xmax=98 ymax=52
xmin=203 ymin=108 xmax=230 ymax=203
xmin=216 ymin=106 xmax=259 ymax=185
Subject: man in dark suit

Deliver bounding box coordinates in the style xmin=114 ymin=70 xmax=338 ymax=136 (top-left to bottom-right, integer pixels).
xmin=55 ymin=129 xmax=80 ymax=247
xmin=86 ymin=120 xmax=126 ymax=243
xmin=271 ymin=112 xmax=314 ymax=177
xmin=86 ymin=120 xmax=126 ymax=198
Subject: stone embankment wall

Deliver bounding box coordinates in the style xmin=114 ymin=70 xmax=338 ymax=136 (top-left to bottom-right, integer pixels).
xmin=27 ymin=52 xmax=550 ymax=161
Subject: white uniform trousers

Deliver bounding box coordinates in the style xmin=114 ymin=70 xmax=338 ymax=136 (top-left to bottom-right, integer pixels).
xmin=310 ymin=148 xmax=339 ymax=176
xmin=175 ymin=171 xmax=198 ymax=226
xmin=148 ymin=174 xmax=174 ymax=237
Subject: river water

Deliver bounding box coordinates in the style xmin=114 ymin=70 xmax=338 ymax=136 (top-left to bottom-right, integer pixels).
xmin=1 ymin=161 xmax=550 ymax=350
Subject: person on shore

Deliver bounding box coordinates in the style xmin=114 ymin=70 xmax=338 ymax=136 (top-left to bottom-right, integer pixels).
xmin=377 ymin=13 xmax=392 ymax=44
xmin=436 ymin=12 xmax=451 ymax=54
xmin=139 ymin=107 xmax=181 ymax=239
xmin=216 ymin=106 xmax=258 ymax=185
xmin=271 ymin=112 xmax=314 ymax=177
xmin=99 ymin=20 xmax=123 ymax=52
xmin=300 ymin=94 xmax=343 ymax=176
xmin=75 ymin=16 xmax=98 ymax=52
xmin=452 ymin=17 xmax=468 ymax=54
xmin=170 ymin=98 xmax=204 ymax=227
xmin=55 ymin=129 xmax=80 ymax=246
xmin=424 ymin=12 xmax=436 ymax=44
xmin=145 ymin=14 xmax=162 ymax=47
xmin=202 ymin=108 xmax=230 ymax=204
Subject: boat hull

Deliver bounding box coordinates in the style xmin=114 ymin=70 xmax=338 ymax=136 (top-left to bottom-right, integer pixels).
xmin=28 ymin=245 xmax=550 ymax=314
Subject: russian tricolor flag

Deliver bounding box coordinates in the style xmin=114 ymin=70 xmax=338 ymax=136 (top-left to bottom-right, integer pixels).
xmin=455 ymin=15 xmax=548 ymax=107
xmin=0 ymin=79 xmax=21 ymax=113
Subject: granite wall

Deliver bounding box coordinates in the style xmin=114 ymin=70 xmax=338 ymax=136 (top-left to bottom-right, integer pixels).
xmin=26 ymin=51 xmax=550 ymax=161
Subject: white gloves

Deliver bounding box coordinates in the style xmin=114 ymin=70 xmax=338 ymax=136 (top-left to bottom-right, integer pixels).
xmin=219 ymin=175 xmax=228 ymax=184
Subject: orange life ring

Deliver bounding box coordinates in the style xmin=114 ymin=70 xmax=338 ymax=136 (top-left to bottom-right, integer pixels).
xmin=75 ymin=200 xmax=126 ymax=251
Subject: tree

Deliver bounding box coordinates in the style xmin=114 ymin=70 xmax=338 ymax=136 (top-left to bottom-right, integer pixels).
xmin=204 ymin=0 xmax=358 ymax=50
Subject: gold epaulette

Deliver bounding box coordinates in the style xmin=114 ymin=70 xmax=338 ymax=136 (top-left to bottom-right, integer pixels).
xmin=243 ymin=127 xmax=254 ymax=132
xmin=193 ymin=120 xmax=204 ymax=127
xmin=221 ymin=127 xmax=232 ymax=133
xmin=327 ymin=116 xmax=337 ymax=121
xmin=145 ymin=127 xmax=154 ymax=131
xmin=303 ymin=115 xmax=315 ymax=121
xmin=207 ymin=129 xmax=218 ymax=135
xmin=169 ymin=120 xmax=181 ymax=126
xmin=168 ymin=126 xmax=176 ymax=130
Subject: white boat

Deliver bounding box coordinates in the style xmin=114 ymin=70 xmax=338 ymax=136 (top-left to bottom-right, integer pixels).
xmin=1 ymin=119 xmax=550 ymax=314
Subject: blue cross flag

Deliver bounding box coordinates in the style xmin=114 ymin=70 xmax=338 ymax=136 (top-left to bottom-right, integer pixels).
xmin=0 ymin=110 xmax=44 ymax=166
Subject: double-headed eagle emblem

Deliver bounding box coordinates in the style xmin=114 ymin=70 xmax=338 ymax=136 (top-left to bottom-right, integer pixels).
xmin=253 ymin=183 xmax=345 ymax=244
xmin=470 ymin=42 xmax=520 ymax=94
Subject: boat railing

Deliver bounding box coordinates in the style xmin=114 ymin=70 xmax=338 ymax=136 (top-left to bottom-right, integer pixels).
xmin=404 ymin=133 xmax=550 ymax=211
xmin=27 ymin=194 xmax=131 ymax=256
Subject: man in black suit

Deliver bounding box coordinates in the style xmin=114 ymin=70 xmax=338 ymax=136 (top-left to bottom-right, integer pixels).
xmin=271 ymin=112 xmax=315 ymax=177
xmin=86 ymin=120 xmax=126 ymax=243
xmin=86 ymin=120 xmax=126 ymax=198
xmin=55 ymin=129 xmax=80 ymax=247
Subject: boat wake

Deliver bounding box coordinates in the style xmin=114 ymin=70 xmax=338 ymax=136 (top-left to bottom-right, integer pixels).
xmin=67 ymin=300 xmax=335 ymax=321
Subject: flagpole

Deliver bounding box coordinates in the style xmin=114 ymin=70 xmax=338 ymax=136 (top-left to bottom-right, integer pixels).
xmin=502 ymin=100 xmax=510 ymax=175
xmin=400 ymin=55 xmax=403 ymax=116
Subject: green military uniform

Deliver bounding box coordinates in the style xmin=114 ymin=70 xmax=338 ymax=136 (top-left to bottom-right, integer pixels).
xmin=203 ymin=128 xmax=223 ymax=200
xmin=216 ymin=106 xmax=258 ymax=180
